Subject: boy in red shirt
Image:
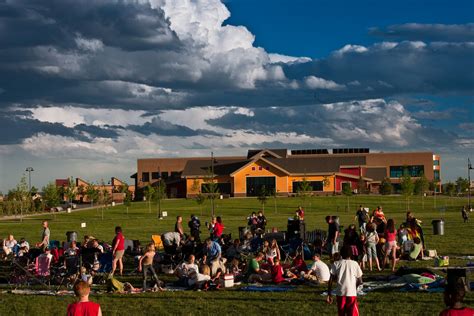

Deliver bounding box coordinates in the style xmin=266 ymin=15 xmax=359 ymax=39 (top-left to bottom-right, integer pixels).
xmin=440 ymin=281 xmax=474 ymax=316
xmin=67 ymin=281 xmax=102 ymax=316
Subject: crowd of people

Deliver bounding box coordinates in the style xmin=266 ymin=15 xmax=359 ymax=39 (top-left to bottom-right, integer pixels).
xmin=0 ymin=206 xmax=471 ymax=316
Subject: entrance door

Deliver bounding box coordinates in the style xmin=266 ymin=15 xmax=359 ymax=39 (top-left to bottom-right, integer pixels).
xmin=246 ymin=177 xmax=276 ymax=196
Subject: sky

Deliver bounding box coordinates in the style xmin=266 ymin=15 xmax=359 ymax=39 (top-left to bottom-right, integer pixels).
xmin=0 ymin=0 xmax=473 ymax=192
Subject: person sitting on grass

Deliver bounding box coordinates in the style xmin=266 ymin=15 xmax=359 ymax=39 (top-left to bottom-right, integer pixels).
xmin=138 ymin=243 xmax=162 ymax=291
xmin=2 ymin=234 xmax=17 ymax=257
xmin=67 ymin=280 xmax=102 ymax=316
xmin=439 ymin=280 xmax=474 ymax=316
xmin=247 ymin=252 xmax=271 ymax=283
xmin=326 ymin=246 xmax=363 ymax=316
xmin=305 ymin=253 xmax=330 ymax=284
xmin=408 ymin=237 xmax=423 ymax=261
xmin=290 ymin=253 xmax=308 ymax=275
xmin=271 ymin=258 xmax=288 ymax=284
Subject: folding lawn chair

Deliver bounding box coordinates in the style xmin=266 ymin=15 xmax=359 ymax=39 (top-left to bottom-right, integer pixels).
xmin=151 ymin=235 xmax=164 ymax=251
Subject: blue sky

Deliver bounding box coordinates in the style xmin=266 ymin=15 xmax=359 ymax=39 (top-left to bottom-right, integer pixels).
xmin=0 ymin=0 xmax=472 ymax=192
xmin=226 ymin=0 xmax=474 ymax=57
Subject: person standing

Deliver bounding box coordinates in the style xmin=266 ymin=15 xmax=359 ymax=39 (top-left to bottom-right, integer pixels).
xmin=327 ymin=246 xmax=363 ymax=316
xmin=188 ymin=215 xmax=201 ymax=242
xmin=461 ymin=206 xmax=469 ymax=223
xmin=37 ymin=221 xmax=50 ymax=251
xmin=111 ymin=226 xmax=125 ymax=276
xmin=325 ymin=216 xmax=340 ymax=259
xmin=67 ymin=281 xmax=102 ymax=316
xmin=138 ymin=243 xmax=161 ymax=291
xmin=355 ymin=206 xmax=369 ymax=233
xmin=175 ymin=216 xmax=184 ymax=237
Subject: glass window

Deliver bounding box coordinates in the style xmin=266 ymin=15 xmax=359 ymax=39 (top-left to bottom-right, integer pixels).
xmin=170 ymin=171 xmax=181 ymax=179
xmin=434 ymin=170 xmax=440 ymax=181
xmin=433 ymin=160 xmax=440 ymax=166
xmin=161 ymin=171 xmax=169 ymax=179
xmin=151 ymin=172 xmax=160 ymax=180
xmin=292 ymin=181 xmax=324 ymax=193
xmin=142 ymin=172 xmax=150 ymax=182
xmin=389 ymin=165 xmax=425 ymax=178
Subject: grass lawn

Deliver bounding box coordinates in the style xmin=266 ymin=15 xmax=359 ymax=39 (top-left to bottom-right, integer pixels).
xmin=0 ymin=195 xmax=473 ymax=315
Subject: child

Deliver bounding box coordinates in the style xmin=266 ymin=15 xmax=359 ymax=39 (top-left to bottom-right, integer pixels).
xmin=358 ymin=233 xmax=367 ymax=270
xmin=409 ymin=237 xmax=423 ymax=261
xmin=80 ymin=267 xmax=93 ymax=285
xmin=271 ymin=258 xmax=287 ymax=284
xmin=138 ymin=243 xmax=162 ymax=291
xmin=383 ymin=219 xmax=398 ymax=272
xmin=440 ymin=280 xmax=474 ymax=315
xmin=67 ymin=281 xmax=102 ymax=316
xmin=366 ymin=223 xmax=381 ymax=271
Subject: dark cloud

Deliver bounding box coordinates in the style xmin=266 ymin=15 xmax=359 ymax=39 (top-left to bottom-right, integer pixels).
xmin=369 ymin=23 xmax=474 ymax=42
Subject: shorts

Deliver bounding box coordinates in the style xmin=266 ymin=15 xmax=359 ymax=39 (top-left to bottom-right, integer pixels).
xmin=327 ymin=241 xmax=339 ymax=255
xmin=114 ymin=250 xmax=124 ymax=260
xmin=337 ymin=296 xmax=359 ymax=316
xmin=385 ymin=241 xmax=396 ymax=255
xmin=366 ymin=243 xmax=377 ymax=260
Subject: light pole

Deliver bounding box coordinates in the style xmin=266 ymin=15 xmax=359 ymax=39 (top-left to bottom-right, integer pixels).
xmin=25 ymin=167 xmax=34 ymax=192
xmin=468 ymin=158 xmax=473 ymax=210
xmin=210 ymin=151 xmax=215 ymax=218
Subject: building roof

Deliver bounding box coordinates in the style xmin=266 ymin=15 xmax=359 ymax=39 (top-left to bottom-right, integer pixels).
xmin=266 ymin=156 xmax=367 ymax=174
xmin=364 ymin=167 xmax=387 ymax=182
xmin=247 ymin=149 xmax=288 ymax=159
xmin=182 ymin=158 xmax=250 ymax=177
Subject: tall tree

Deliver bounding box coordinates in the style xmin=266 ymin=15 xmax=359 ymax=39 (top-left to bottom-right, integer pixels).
xmin=414 ymin=172 xmax=429 ymax=209
xmin=202 ymin=168 xmax=219 ymax=217
xmin=144 ymin=184 xmax=155 ymax=214
xmin=296 ymin=177 xmax=312 ymax=208
xmin=42 ymin=182 xmax=60 ymax=209
xmin=400 ymin=170 xmax=414 ymax=210
xmin=455 ymin=177 xmax=470 ymax=194
xmin=85 ymin=184 xmax=99 ymax=207
xmin=153 ymin=179 xmax=167 ymax=219
xmin=63 ymin=176 xmax=76 ymax=207
xmin=342 ymin=183 xmax=352 ymax=212
xmin=257 ymin=185 xmax=269 ymax=212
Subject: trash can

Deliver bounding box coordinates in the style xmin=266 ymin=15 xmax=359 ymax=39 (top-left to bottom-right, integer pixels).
xmin=432 ymin=219 xmax=445 ymax=235
xmin=66 ymin=231 xmax=78 ymax=242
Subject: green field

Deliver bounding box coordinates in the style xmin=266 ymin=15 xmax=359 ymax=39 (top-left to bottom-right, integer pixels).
xmin=0 ymin=195 xmax=473 ymax=315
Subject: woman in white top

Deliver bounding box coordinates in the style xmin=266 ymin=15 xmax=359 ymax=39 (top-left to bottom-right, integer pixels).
xmin=3 ymin=234 xmax=17 ymax=256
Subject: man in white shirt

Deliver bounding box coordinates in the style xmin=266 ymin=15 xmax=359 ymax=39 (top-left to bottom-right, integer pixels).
xmin=306 ymin=253 xmax=330 ymax=283
xmin=327 ymin=246 xmax=363 ymax=316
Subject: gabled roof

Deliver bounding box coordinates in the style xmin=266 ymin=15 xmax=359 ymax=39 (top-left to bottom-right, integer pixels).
xmin=229 ymin=157 xmax=290 ymax=176
xmin=181 ymin=158 xmax=249 ymax=177
xmin=247 ymin=149 xmax=288 ymax=159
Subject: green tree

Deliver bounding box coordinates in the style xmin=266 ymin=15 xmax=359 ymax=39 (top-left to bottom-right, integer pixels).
xmin=63 ymin=176 xmax=76 ymax=207
xmin=257 ymin=185 xmax=269 ymax=212
xmin=296 ymin=177 xmax=312 ymax=208
xmin=7 ymin=175 xmax=31 ymax=220
xmin=191 ymin=179 xmax=205 ymax=216
xmin=400 ymin=170 xmax=414 ymax=210
xmin=342 ymin=183 xmax=352 ymax=212
xmin=455 ymin=177 xmax=470 ymax=194
xmin=144 ymin=184 xmax=155 ymax=214
xmin=380 ymin=177 xmax=393 ymax=195
xmin=444 ymin=182 xmax=456 ymax=197
xmin=120 ymin=184 xmax=132 ymax=215
xmin=414 ymin=172 xmax=429 ymax=210
xmin=153 ymin=179 xmax=167 ymax=219
xmin=42 ymin=182 xmax=60 ymax=209
xmin=85 ymin=184 xmax=99 ymax=207
xmin=202 ymin=168 xmax=219 ymax=217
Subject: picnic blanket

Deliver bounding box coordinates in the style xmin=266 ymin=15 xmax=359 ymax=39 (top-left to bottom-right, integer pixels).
xmin=240 ymin=285 xmax=295 ymax=292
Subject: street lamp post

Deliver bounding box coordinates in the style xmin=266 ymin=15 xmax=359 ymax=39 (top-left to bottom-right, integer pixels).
xmin=468 ymin=158 xmax=473 ymax=211
xmin=210 ymin=152 xmax=215 ymax=218
xmin=25 ymin=167 xmax=34 ymax=192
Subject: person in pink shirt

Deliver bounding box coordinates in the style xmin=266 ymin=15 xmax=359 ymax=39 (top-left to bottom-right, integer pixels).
xmin=383 ymin=219 xmax=398 ymax=272
xmin=213 ymin=216 xmax=224 ymax=239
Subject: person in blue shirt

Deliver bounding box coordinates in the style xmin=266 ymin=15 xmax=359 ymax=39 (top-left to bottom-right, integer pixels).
xmin=205 ymin=239 xmax=221 ymax=263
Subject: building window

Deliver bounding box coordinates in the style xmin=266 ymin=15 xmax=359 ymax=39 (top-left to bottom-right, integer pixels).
xmin=252 ymin=167 xmax=255 ymax=171
xmin=258 ymin=166 xmax=262 ymax=170
xmin=161 ymin=171 xmax=169 ymax=179
xmin=292 ymin=181 xmax=324 ymax=193
xmin=151 ymin=172 xmax=160 ymax=180
xmin=434 ymin=170 xmax=440 ymax=181
xmin=389 ymin=165 xmax=425 ymax=178
xmin=170 ymin=171 xmax=181 ymax=179
xmin=433 ymin=160 xmax=440 ymax=166
xmin=142 ymin=172 xmax=150 ymax=182
xmin=265 ymin=166 xmax=270 ymax=170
